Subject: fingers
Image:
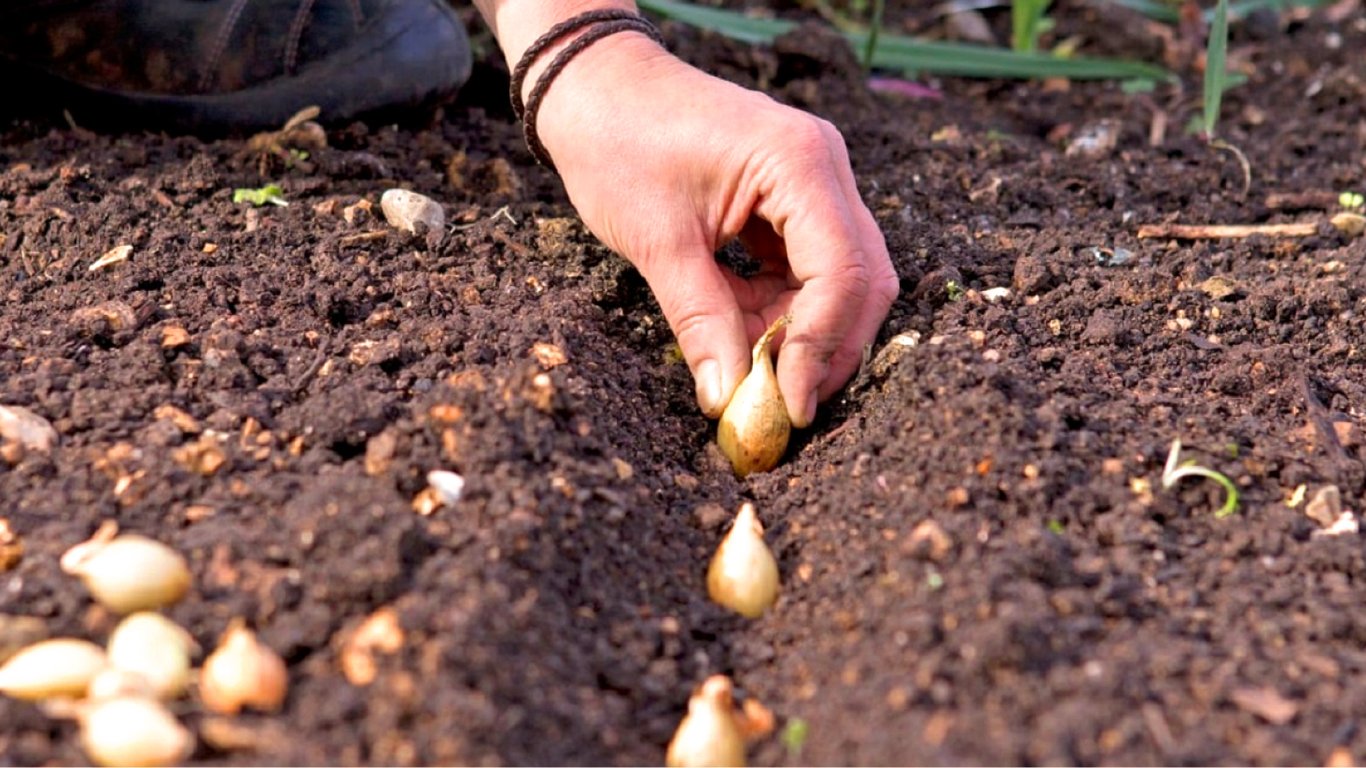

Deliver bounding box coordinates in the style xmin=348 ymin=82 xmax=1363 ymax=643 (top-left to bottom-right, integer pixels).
xmin=636 ymin=243 xmax=752 ymax=418
xmin=755 ymin=120 xmax=898 ymax=427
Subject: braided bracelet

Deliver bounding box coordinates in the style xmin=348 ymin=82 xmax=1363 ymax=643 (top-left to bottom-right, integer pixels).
xmin=510 ymin=10 xmax=666 ymax=172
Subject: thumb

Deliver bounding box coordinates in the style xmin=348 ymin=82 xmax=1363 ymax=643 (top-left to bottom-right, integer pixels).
xmin=638 ymin=248 xmax=751 ymax=418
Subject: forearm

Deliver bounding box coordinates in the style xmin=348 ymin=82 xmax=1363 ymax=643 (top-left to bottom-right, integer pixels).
xmin=472 ymin=0 xmax=639 ymax=67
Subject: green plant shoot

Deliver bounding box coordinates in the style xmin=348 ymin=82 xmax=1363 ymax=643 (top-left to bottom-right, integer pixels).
xmin=1161 ymin=439 xmax=1239 ymax=518
xmin=232 ymin=184 xmax=288 ymax=207
xmin=1340 ymin=191 xmax=1364 ymax=210
xmin=862 ymin=0 xmax=885 ymax=70
xmin=1201 ymin=0 xmax=1230 ymax=137
xmin=1012 ymin=0 xmax=1054 ymax=53
xmin=781 ymin=718 xmax=810 ymax=761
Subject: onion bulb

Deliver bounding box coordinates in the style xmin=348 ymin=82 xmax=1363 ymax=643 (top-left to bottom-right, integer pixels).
xmin=79 ymin=695 xmax=194 ymax=767
xmin=666 ymin=675 xmax=747 ymax=768
xmin=61 ymin=528 xmax=191 ymax=614
xmin=706 ymin=503 xmax=780 ymax=618
xmin=199 ymin=620 xmax=288 ymax=714
xmin=0 ymin=638 xmax=107 ymax=701
xmin=106 ymin=612 xmax=194 ymax=700
xmin=717 ymin=315 xmax=791 ymax=477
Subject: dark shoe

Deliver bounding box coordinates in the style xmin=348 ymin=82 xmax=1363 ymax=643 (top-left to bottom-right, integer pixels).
xmin=0 ymin=0 xmax=472 ymax=132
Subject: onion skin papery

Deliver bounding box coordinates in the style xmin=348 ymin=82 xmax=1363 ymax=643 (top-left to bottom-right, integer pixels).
xmin=717 ymin=315 xmax=792 ymax=477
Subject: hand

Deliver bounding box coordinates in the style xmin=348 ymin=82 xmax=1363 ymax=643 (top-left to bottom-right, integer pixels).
xmin=535 ymin=34 xmax=898 ymax=426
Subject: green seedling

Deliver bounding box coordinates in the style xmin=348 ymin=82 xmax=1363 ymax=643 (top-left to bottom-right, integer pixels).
xmin=925 ymin=569 xmax=945 ymax=590
xmin=945 ymin=280 xmax=964 ymax=302
xmin=862 ymin=0 xmax=885 ymax=70
xmin=232 ymin=184 xmax=288 ymax=207
xmin=1012 ymin=0 xmax=1054 ymax=53
xmin=1199 ymin=0 xmax=1252 ymax=195
xmin=781 ymin=718 xmax=810 ymax=762
xmin=1339 ymin=191 xmax=1364 ymax=210
xmin=1046 ymin=519 xmax=1065 ymax=534
xmin=1161 ymin=439 xmax=1239 ymax=518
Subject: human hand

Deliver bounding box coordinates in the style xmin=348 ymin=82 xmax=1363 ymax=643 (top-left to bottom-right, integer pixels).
xmin=534 ymin=34 xmax=898 ymax=427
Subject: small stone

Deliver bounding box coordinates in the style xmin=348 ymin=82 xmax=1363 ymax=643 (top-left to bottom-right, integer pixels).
xmin=1330 ymin=212 xmax=1364 ymax=237
xmin=0 ymin=405 xmax=58 ymax=453
xmin=981 ymin=287 xmax=1012 ymax=303
xmin=1197 ymin=275 xmax=1242 ymax=300
xmin=1065 ymin=119 xmax=1121 ymax=159
xmin=1312 ymin=511 xmax=1358 ymax=538
xmin=905 ymin=519 xmax=952 ymax=561
xmin=426 ymin=470 xmax=465 ymax=506
xmin=380 ymin=189 xmax=445 ymax=236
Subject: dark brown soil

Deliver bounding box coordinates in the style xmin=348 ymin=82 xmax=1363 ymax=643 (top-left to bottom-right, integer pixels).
xmin=3 ymin=3 xmax=1366 ymax=765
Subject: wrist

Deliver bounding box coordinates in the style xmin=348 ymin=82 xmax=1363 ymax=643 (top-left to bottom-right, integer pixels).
xmin=486 ymin=1 xmax=640 ymax=71
xmin=530 ymin=32 xmax=674 ymax=172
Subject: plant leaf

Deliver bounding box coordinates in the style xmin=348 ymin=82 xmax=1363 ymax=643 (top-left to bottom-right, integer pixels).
xmin=1107 ymin=0 xmax=1332 ymax=23
xmin=639 ymin=0 xmax=1171 ymax=81
xmin=1202 ymin=0 xmax=1229 ymax=137
xmin=232 ymin=184 xmax=288 ymax=207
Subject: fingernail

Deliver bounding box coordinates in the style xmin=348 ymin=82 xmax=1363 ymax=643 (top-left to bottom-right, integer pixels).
xmin=792 ymin=389 xmax=818 ymax=428
xmin=696 ymin=359 xmax=723 ymax=417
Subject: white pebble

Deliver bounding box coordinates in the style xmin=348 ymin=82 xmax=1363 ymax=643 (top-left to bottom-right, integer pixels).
xmin=380 ymin=189 xmax=445 ymax=236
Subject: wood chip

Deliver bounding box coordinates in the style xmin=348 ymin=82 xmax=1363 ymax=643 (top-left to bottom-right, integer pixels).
xmin=531 ymin=342 xmax=568 ymax=368
xmin=161 ymin=325 xmax=192 ymax=348
xmin=1305 ymin=485 xmax=1342 ymax=527
xmin=0 ymin=519 xmax=23 ymax=572
xmin=1230 ymin=686 xmax=1298 ymax=725
xmin=171 ymin=434 xmax=227 ymax=475
xmin=88 ymin=244 xmax=133 ymax=271
xmin=339 ymin=607 xmax=406 ymax=687
xmin=153 ymin=404 xmax=201 ymax=434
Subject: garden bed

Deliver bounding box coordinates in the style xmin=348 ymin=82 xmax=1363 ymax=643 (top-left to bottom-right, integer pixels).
xmin=3 ymin=2 xmax=1365 ymax=764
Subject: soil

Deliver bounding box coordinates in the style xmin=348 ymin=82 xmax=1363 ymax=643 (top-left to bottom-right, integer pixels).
xmin=3 ymin=2 xmax=1366 ymax=765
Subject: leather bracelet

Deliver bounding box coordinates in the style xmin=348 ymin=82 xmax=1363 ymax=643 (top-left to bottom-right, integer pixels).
xmin=510 ymin=10 xmax=665 ymax=172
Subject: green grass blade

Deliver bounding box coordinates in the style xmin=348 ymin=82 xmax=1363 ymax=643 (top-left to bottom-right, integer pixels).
xmin=1203 ymin=0 xmax=1229 ymax=136
xmin=639 ymin=0 xmax=1171 ymax=81
xmin=863 ymin=0 xmax=886 ymax=69
xmin=1012 ymin=0 xmax=1051 ymax=52
xmin=1107 ymin=0 xmax=1332 ymax=23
